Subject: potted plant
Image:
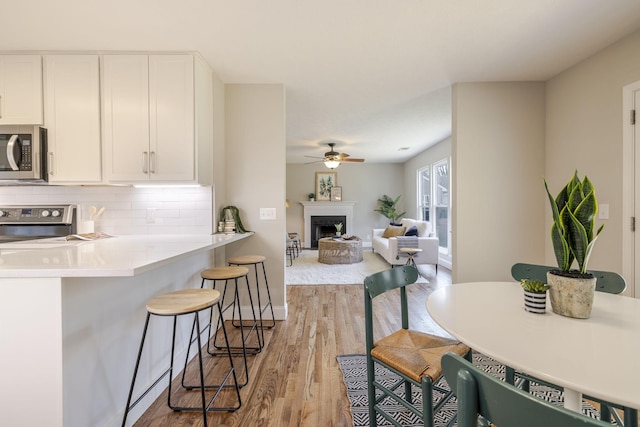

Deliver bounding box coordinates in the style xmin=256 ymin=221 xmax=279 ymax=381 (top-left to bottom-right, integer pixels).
xmin=308 ymin=193 xmax=315 ymax=202
xmin=520 ymin=279 xmax=549 ymax=314
xmin=374 ymin=194 xmax=406 ymax=224
xmin=544 ymin=170 xmax=604 ymax=318
xmin=334 ymin=222 xmax=343 ymax=237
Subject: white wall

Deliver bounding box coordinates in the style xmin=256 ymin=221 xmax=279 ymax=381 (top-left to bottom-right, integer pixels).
xmin=452 ymin=82 xmax=546 ymax=283
xmin=545 ymin=28 xmax=640 ymax=286
xmin=224 ymin=84 xmax=287 ymax=318
xmin=286 ymin=163 xmax=404 ymax=246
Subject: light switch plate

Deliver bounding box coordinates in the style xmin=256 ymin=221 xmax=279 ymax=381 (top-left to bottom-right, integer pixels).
xmin=599 ymin=203 xmax=609 ymax=220
xmin=260 ymin=208 xmax=277 ymax=220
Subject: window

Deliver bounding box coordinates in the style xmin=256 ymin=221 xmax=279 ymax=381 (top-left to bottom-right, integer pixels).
xmin=418 ymin=166 xmax=430 ymax=222
xmin=417 ymin=158 xmax=451 ymax=264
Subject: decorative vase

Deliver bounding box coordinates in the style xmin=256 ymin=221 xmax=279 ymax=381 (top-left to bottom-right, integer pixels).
xmin=523 ymin=290 xmax=547 ymax=314
xmin=336 ymin=232 xmax=341 ymax=237
xmin=547 ymin=271 xmax=596 ymax=319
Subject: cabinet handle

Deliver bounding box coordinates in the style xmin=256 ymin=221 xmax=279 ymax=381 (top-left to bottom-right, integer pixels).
xmin=150 ymin=151 xmax=156 ymax=174
xmin=142 ymin=152 xmax=148 ymax=174
xmin=48 ymin=152 xmax=54 ymax=176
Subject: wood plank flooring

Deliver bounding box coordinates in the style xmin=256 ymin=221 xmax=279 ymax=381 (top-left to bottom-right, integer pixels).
xmin=133 ymin=265 xmax=451 ymax=426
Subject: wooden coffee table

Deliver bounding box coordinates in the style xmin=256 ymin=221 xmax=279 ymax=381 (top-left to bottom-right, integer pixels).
xmin=317 ymin=237 xmax=363 ymax=264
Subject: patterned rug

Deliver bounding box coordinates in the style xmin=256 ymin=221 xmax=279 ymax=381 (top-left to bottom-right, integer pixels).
xmin=337 ymin=353 xmax=605 ymax=427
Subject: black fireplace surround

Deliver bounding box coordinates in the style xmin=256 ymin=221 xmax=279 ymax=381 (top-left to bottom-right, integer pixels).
xmin=310 ymin=215 xmax=346 ymax=248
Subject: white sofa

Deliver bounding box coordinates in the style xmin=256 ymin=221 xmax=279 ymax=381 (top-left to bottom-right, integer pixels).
xmin=372 ymin=218 xmax=439 ymax=271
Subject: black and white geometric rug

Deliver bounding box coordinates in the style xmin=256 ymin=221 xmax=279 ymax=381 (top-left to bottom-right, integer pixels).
xmin=337 ymin=353 xmax=605 ymax=427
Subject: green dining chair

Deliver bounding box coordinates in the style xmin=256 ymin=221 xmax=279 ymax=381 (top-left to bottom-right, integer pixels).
xmin=442 ymin=352 xmax=612 ymax=427
xmin=364 ymin=265 xmax=471 ymax=427
xmin=509 ymin=262 xmax=637 ymax=427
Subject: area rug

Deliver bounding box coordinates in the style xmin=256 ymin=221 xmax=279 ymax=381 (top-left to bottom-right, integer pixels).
xmin=337 ymin=353 xmax=604 ymax=427
xmin=285 ymin=250 xmax=430 ymax=285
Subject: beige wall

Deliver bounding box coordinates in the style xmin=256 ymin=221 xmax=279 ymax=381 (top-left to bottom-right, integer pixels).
xmin=545 ymin=29 xmax=640 ymax=286
xmin=452 ymin=82 xmax=546 ymax=283
xmin=224 ymin=84 xmax=287 ymax=318
xmin=286 ymin=163 xmax=404 ymax=246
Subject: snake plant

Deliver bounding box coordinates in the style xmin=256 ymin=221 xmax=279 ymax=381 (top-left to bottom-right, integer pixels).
xmin=544 ymin=171 xmax=603 ymax=275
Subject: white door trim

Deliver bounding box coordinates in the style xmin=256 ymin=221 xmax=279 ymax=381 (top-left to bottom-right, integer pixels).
xmin=622 ymin=80 xmax=640 ymax=297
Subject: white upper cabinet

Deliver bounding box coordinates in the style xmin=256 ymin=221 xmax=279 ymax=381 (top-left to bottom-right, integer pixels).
xmin=0 ymin=55 xmax=43 ymax=125
xmin=102 ymin=54 xmax=195 ymax=183
xmin=44 ymin=55 xmax=102 ymax=183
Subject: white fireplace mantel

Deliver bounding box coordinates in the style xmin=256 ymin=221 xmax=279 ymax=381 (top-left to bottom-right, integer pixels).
xmin=300 ymin=201 xmax=356 ymax=248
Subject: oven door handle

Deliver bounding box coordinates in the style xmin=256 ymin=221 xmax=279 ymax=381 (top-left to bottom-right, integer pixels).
xmin=7 ymin=135 xmax=20 ymax=171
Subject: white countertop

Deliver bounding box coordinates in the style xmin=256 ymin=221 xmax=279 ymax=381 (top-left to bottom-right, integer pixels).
xmin=0 ymin=233 xmax=253 ymax=278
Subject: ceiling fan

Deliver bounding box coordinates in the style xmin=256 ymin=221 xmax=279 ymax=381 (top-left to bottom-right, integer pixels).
xmin=305 ymin=142 xmax=365 ymax=169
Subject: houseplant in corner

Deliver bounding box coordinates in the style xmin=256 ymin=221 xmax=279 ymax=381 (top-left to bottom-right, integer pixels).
xmin=374 ymin=195 xmax=406 ymax=224
xmin=521 ymin=279 xmax=549 ymax=314
xmin=544 ymin=170 xmax=604 ymax=319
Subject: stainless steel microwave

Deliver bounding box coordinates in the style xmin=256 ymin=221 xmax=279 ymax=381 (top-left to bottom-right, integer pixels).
xmin=0 ymin=126 xmax=47 ymax=181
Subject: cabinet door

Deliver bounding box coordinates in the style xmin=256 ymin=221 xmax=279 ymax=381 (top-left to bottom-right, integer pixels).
xmin=0 ymin=55 xmax=43 ymax=125
xmin=149 ymin=55 xmax=194 ymax=181
xmin=44 ymin=55 xmax=102 ymax=182
xmin=102 ymin=55 xmax=150 ymax=182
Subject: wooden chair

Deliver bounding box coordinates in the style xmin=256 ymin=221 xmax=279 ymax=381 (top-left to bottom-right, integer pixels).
xmin=442 ymin=352 xmax=611 ymax=427
xmin=364 ymin=265 xmax=471 ymax=426
xmin=509 ymin=263 xmax=637 ymax=427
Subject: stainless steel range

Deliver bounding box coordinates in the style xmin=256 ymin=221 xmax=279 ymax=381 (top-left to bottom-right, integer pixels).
xmin=0 ymin=204 xmax=76 ymax=243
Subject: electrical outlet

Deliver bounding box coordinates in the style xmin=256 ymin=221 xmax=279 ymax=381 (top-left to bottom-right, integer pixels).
xmin=259 ymin=208 xmax=277 ymax=220
xmin=599 ymin=203 xmax=609 ymax=220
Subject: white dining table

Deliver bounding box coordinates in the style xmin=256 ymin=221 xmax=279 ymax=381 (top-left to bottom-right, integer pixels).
xmin=426 ymin=281 xmax=640 ymax=412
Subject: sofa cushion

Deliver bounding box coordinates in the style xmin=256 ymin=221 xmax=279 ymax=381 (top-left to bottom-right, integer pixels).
xmin=382 ymin=225 xmax=406 ymax=238
xmin=405 ymin=225 xmax=418 ymax=236
xmin=400 ymin=218 xmax=430 ymax=237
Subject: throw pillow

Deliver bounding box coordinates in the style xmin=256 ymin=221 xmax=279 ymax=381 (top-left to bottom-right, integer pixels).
xmin=382 ymin=226 xmax=406 ymax=238
xmin=405 ymin=225 xmax=418 ymax=236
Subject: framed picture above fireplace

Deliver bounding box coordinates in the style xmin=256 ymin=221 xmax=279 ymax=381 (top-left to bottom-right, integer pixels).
xmin=315 ymin=172 xmax=337 ymax=201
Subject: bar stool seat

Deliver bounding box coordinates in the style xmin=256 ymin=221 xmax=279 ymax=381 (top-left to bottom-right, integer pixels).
xmin=227 ymin=255 xmax=276 ymax=342
xmin=399 ymin=247 xmax=422 ymax=267
xmin=200 ymin=265 xmax=260 ymax=388
xmin=122 ymin=288 xmax=241 ymax=427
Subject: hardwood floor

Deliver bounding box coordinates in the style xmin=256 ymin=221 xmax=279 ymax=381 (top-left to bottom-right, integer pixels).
xmin=133 ymin=265 xmax=451 ymax=426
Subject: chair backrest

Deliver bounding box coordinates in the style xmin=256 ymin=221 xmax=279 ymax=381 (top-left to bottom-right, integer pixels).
xmin=441 ymin=352 xmax=611 ymax=427
xmin=363 ymin=266 xmax=419 ymax=349
xmin=511 ymin=263 xmax=626 ymax=294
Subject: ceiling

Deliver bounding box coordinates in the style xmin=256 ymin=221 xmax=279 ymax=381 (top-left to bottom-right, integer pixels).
xmin=4 ymin=1 xmax=640 ymax=164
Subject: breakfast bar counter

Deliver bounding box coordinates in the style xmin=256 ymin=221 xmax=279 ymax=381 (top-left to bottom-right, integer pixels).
xmin=0 ymin=233 xmax=253 ymax=427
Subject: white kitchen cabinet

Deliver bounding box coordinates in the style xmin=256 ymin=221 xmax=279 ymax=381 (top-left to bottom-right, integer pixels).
xmin=44 ymin=55 xmax=102 ymax=182
xmin=102 ymin=54 xmax=195 ymax=182
xmin=0 ymin=55 xmax=43 ymax=125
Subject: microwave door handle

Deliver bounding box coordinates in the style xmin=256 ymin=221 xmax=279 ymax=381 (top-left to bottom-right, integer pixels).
xmin=7 ymin=135 xmax=20 ymax=171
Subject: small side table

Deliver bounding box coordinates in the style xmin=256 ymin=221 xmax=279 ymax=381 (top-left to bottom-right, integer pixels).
xmin=399 ymin=247 xmax=422 ymax=267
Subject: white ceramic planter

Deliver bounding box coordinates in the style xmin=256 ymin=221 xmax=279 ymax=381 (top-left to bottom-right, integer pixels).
xmin=547 ymin=271 xmax=596 ymax=319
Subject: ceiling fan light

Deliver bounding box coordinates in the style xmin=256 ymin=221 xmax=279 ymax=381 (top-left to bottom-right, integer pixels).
xmin=324 ymin=159 xmax=341 ymax=169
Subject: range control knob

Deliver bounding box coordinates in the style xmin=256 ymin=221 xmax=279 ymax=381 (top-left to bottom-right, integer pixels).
xmin=51 ymin=210 xmax=61 ymax=218
xmin=0 ymin=210 xmax=7 ymax=217
xmin=41 ymin=210 xmax=50 ymax=217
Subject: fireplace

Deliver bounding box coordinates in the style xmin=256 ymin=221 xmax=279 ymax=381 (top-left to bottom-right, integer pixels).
xmin=301 ymin=201 xmax=356 ymax=248
xmin=310 ymin=215 xmax=346 ymax=248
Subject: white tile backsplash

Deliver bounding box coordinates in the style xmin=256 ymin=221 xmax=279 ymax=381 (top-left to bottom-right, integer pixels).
xmin=0 ymin=185 xmax=213 ymax=235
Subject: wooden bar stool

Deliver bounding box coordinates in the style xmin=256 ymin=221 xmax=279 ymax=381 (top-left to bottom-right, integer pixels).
xmin=399 ymin=247 xmax=422 ymax=268
xmin=227 ymin=255 xmax=276 ymax=346
xmin=199 ymin=266 xmax=261 ymax=387
xmin=122 ymin=288 xmax=241 ymax=427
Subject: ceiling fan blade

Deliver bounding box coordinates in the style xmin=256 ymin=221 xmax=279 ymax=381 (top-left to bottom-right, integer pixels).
xmin=304 ymin=155 xmax=325 ymax=159
xmin=341 ymin=158 xmax=365 ymax=162
xmin=304 ymin=159 xmax=323 ymax=164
